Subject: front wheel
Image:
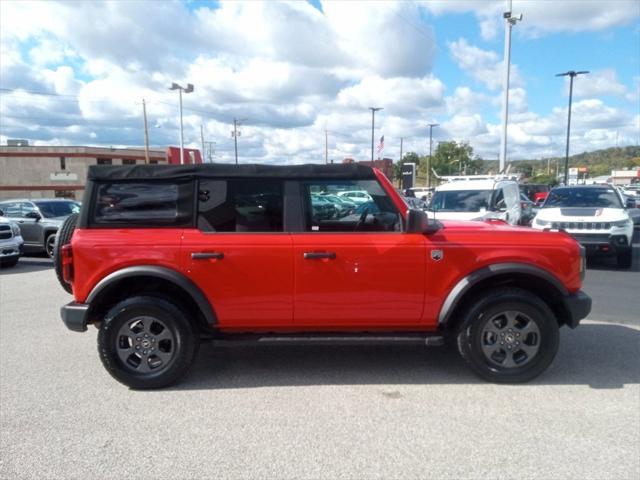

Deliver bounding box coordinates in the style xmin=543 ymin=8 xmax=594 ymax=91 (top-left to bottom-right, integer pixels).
xmin=456 ymin=288 xmax=559 ymax=383
xmin=98 ymin=296 xmax=198 ymax=389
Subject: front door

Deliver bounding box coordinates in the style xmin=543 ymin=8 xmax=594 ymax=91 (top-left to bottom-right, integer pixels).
xmin=182 ymin=178 xmax=293 ymax=329
xmin=292 ymin=179 xmax=426 ymax=328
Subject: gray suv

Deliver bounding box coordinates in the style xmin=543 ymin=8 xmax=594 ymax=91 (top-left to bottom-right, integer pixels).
xmin=0 ymin=199 xmax=80 ymax=258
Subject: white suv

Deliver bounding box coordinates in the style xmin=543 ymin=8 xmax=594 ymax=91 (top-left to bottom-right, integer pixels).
xmin=532 ymin=185 xmax=634 ymax=268
xmin=427 ymin=179 xmax=522 ymax=225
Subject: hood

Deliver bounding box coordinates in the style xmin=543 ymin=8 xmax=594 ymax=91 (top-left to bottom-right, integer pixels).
xmin=536 ymin=207 xmax=628 ymax=222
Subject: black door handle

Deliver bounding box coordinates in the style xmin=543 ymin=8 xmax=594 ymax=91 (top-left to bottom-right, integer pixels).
xmin=191 ymin=252 xmax=224 ymax=260
xmin=303 ymin=252 xmax=336 ymax=260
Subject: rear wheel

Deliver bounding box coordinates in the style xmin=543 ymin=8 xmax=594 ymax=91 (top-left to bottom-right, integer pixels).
xmin=98 ymin=296 xmax=198 ymax=389
xmin=45 ymin=233 xmax=57 ymax=258
xmin=616 ymin=247 xmax=632 ymax=269
xmin=456 ymin=288 xmax=559 ymax=383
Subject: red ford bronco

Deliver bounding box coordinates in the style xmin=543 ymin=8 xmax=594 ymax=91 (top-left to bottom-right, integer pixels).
xmin=56 ymin=164 xmax=591 ymax=388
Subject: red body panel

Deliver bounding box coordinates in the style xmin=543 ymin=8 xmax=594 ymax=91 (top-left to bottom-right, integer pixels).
xmin=70 ymin=170 xmax=583 ymax=332
xmin=292 ymin=233 xmax=426 ymax=328
xmin=181 ymin=230 xmax=294 ymax=328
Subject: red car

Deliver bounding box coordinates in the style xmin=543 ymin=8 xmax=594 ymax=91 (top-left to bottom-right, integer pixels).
xmin=57 ymin=164 xmax=590 ymax=388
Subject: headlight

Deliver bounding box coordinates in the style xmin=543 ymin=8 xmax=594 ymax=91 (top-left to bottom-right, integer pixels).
xmin=535 ymin=218 xmax=550 ymax=226
xmin=612 ymin=219 xmax=632 ymax=228
xmin=10 ymin=223 xmax=20 ymax=236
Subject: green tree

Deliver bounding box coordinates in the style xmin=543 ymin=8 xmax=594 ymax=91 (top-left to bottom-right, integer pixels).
xmin=393 ymin=151 xmax=420 ymax=180
xmin=432 ymin=141 xmax=475 ymax=176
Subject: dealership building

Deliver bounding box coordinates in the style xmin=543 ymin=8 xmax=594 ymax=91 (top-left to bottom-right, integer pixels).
xmin=0 ymin=144 xmax=202 ymax=200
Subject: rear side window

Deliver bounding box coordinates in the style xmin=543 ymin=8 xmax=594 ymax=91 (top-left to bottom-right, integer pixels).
xmin=92 ymin=181 xmax=193 ymax=226
xmin=197 ymin=179 xmax=284 ymax=232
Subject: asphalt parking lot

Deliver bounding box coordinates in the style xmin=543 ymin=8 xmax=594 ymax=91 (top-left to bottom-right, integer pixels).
xmin=1 ymin=245 xmax=639 ymax=480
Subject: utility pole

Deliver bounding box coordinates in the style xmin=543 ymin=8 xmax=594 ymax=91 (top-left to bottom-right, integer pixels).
xmin=203 ymin=141 xmax=216 ymax=162
xmin=325 ymin=129 xmax=329 ymax=164
xmin=169 ymin=82 xmax=194 ymax=165
xmin=427 ymin=123 xmax=439 ymax=189
xmin=231 ymin=118 xmax=246 ymax=165
xmin=200 ymin=125 xmax=205 ymax=163
xmin=556 ymin=70 xmax=589 ymax=184
xmin=142 ymin=98 xmax=150 ymax=164
xmin=369 ymin=107 xmax=383 ymax=161
xmin=499 ymin=0 xmax=522 ymax=172
xmin=399 ymin=137 xmax=403 ymax=163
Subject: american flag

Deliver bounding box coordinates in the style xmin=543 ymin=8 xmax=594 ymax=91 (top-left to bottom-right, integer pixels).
xmin=376 ymin=135 xmax=384 ymax=153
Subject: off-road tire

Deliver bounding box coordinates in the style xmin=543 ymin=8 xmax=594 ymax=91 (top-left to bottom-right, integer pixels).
xmin=456 ymin=288 xmax=559 ymax=383
xmin=53 ymin=213 xmax=78 ymax=293
xmin=98 ymin=296 xmax=199 ymax=389
xmin=616 ymin=247 xmax=633 ymax=269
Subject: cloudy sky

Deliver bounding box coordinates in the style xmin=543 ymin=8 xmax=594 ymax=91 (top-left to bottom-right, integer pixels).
xmin=0 ymin=0 xmax=638 ymax=164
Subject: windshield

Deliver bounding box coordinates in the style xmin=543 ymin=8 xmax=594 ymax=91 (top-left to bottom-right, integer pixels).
xmin=543 ymin=188 xmax=622 ymax=208
xmin=429 ymin=190 xmax=492 ymax=212
xmin=35 ymin=201 xmax=81 ymax=218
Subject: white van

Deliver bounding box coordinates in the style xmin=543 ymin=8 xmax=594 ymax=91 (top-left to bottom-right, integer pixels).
xmin=427 ymin=179 xmax=522 ymax=225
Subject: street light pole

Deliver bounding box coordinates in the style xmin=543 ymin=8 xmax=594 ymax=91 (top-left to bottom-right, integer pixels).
xmin=556 ymin=70 xmax=589 ymax=184
xmin=231 ymin=118 xmax=247 ymax=165
xmin=369 ymin=107 xmax=383 ymax=161
xmin=169 ymin=82 xmax=194 ymax=165
xmin=499 ymin=1 xmax=522 ymax=173
xmin=427 ymin=123 xmax=439 ymax=189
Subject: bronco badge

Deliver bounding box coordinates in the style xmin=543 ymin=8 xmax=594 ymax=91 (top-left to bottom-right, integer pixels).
xmin=431 ymin=249 xmax=443 ymax=261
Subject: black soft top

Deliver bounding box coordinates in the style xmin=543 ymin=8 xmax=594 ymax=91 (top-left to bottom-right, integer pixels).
xmin=87 ymin=163 xmax=377 ymax=182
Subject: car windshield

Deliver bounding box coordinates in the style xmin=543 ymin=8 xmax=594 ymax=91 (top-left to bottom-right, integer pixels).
xmin=429 ymin=190 xmax=492 ymax=212
xmin=543 ymin=188 xmax=622 ymax=208
xmin=35 ymin=201 xmax=80 ymax=218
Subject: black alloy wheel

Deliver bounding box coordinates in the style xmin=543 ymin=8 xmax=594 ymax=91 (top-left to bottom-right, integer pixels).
xmin=98 ymin=296 xmax=198 ymax=389
xmin=456 ymin=288 xmax=559 ymax=383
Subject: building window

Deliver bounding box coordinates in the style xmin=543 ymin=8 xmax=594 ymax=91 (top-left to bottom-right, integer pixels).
xmin=122 ymin=159 xmax=136 ymax=165
xmin=60 ymin=157 xmax=66 ymax=170
xmin=97 ymin=158 xmax=112 ymax=165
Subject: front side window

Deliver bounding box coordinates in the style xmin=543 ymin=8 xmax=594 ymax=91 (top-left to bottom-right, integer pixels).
xmin=198 ymin=179 xmax=284 ymax=232
xmin=430 ymin=190 xmax=492 ymax=212
xmin=303 ymin=180 xmax=400 ymax=232
xmin=92 ymin=181 xmax=193 ymax=226
xmin=0 ymin=202 xmax=21 ymax=218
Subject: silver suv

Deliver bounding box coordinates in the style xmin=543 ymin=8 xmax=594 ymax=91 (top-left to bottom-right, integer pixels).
xmin=0 ymin=211 xmax=24 ymax=268
xmin=0 ymin=199 xmax=80 ymax=258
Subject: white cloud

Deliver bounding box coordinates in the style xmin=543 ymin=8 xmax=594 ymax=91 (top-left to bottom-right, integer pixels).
xmin=448 ymin=38 xmax=522 ymax=91
xmin=420 ymin=0 xmax=640 ymax=40
xmin=568 ymin=69 xmax=629 ymax=98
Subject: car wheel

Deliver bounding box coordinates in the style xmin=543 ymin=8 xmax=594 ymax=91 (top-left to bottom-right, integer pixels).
xmin=45 ymin=232 xmax=57 ymax=258
xmin=456 ymin=288 xmax=559 ymax=383
xmin=616 ymin=247 xmax=632 ymax=269
xmin=98 ymin=296 xmax=199 ymax=389
xmin=53 ymin=213 xmax=78 ymax=293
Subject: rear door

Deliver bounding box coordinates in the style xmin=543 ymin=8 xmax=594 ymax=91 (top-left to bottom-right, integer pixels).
xmin=181 ymin=178 xmax=293 ymax=329
xmin=292 ymin=179 xmax=426 ymax=328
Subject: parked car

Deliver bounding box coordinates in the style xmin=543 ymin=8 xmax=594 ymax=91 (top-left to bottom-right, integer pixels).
xmin=428 ymin=179 xmax=522 ymax=225
xmin=336 ymin=190 xmax=372 ymax=205
xmin=532 ymin=185 xmax=634 ymax=268
xmin=320 ymin=194 xmax=356 ymax=217
xmin=0 ymin=209 xmax=24 ymax=268
xmin=520 ymin=184 xmax=550 ymax=204
xmin=0 ymin=199 xmax=81 ymax=258
xmin=57 ymin=163 xmax=590 ymax=388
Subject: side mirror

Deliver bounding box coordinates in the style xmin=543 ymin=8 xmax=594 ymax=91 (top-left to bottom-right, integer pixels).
xmin=25 ymin=211 xmax=41 ymax=220
xmin=406 ymin=209 xmax=441 ymax=235
xmin=625 ymin=198 xmax=636 ymax=209
xmin=0 ymin=209 xmax=4 ymax=216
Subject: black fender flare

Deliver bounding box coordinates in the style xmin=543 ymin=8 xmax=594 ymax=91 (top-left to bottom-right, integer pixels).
xmin=86 ymin=266 xmax=217 ymax=326
xmin=438 ymin=262 xmax=569 ymax=325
